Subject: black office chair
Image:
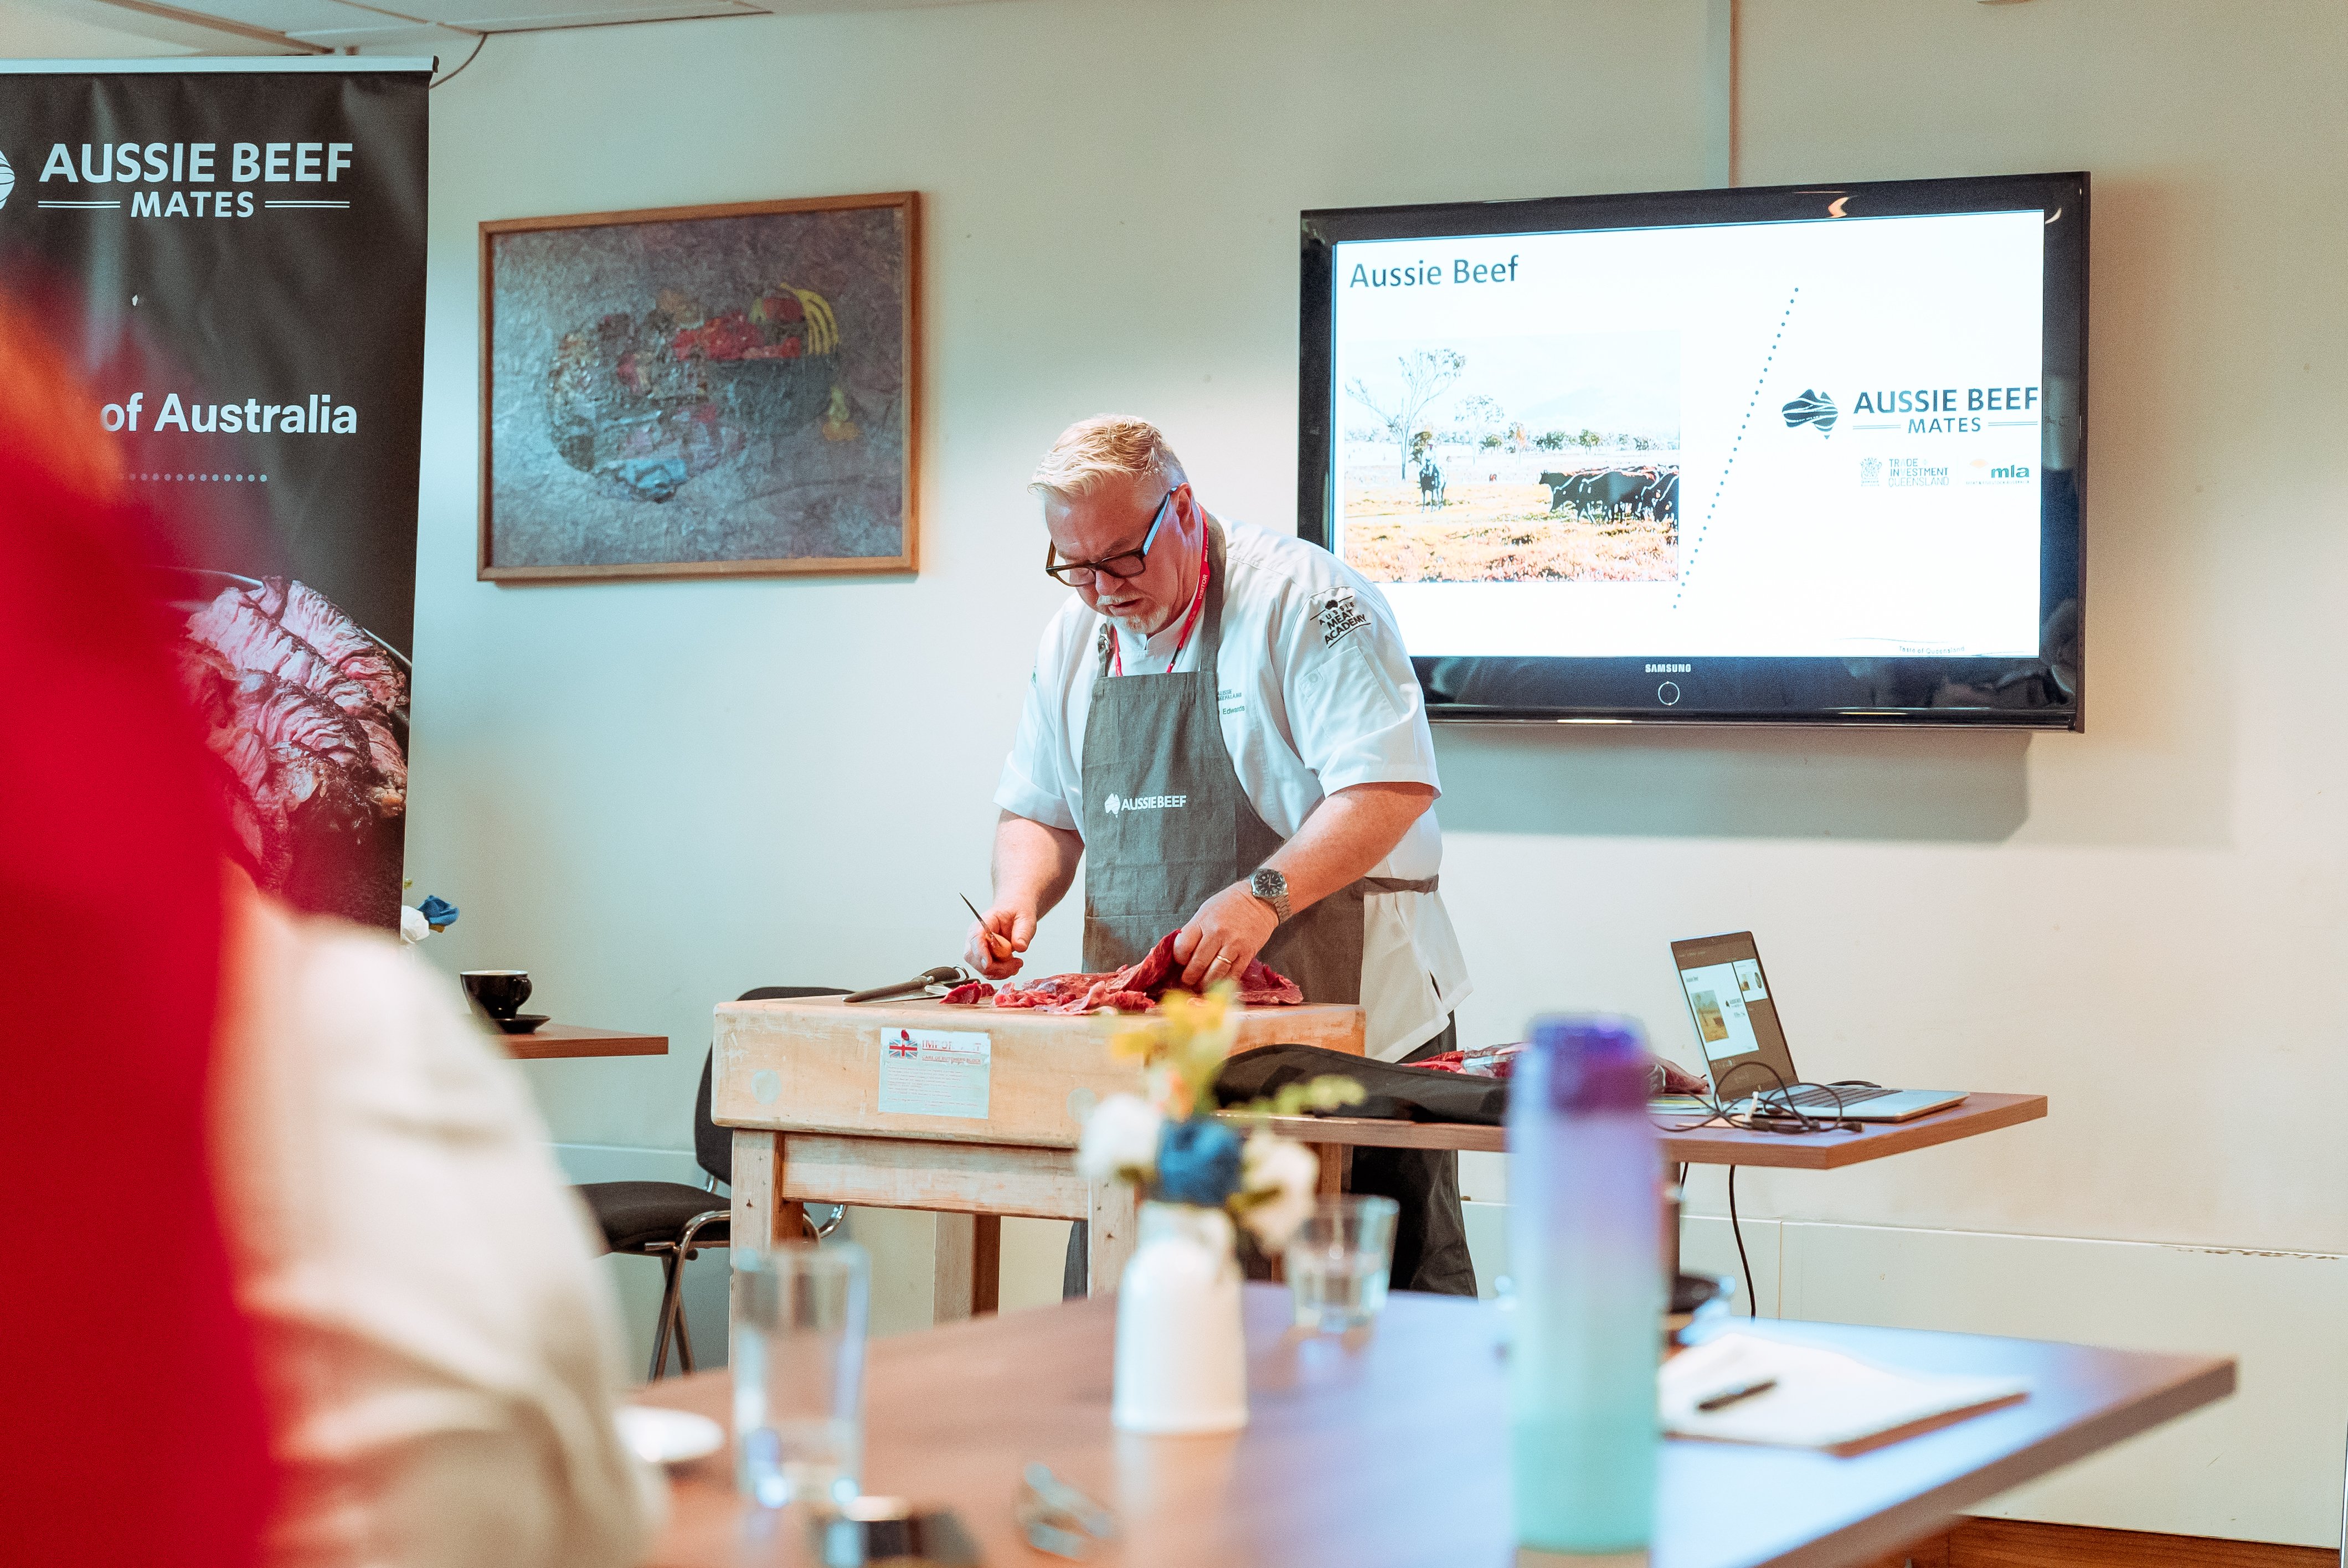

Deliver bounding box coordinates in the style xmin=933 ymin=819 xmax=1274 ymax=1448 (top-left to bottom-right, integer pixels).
xmin=575 ymin=985 xmax=846 ymax=1380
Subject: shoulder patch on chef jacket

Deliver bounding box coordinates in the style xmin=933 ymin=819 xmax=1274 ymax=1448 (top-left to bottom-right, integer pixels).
xmin=1311 ymin=585 xmax=1371 ymax=649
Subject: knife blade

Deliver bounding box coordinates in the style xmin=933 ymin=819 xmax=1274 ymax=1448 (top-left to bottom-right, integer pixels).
xmin=843 ymin=966 xmax=964 ymax=1004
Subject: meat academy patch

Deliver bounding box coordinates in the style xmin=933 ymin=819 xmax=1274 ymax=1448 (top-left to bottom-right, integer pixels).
xmin=1312 ymin=586 xmax=1371 ymax=649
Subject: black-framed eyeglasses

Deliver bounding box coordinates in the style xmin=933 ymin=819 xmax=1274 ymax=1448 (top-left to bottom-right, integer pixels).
xmin=1043 ymin=488 xmax=1176 ymax=585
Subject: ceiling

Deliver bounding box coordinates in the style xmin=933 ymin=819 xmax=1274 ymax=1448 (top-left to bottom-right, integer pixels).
xmin=26 ymin=0 xmax=991 ymax=58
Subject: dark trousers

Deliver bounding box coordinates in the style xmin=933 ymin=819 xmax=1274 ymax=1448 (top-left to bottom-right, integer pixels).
xmin=1347 ymin=1018 xmax=1477 ymax=1296
xmin=1062 ymin=1016 xmax=1478 ymax=1299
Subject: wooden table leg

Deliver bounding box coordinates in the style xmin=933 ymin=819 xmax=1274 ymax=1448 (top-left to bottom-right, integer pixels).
xmin=1086 ymin=1179 xmax=1137 ymax=1297
xmin=933 ymin=1214 xmax=974 ymax=1324
xmin=1312 ymin=1143 xmax=1347 ymax=1198
xmin=971 ymin=1215 xmax=1001 ymax=1315
xmin=930 ymin=1214 xmax=1003 ymax=1323
xmin=730 ymin=1128 xmax=807 ymax=1254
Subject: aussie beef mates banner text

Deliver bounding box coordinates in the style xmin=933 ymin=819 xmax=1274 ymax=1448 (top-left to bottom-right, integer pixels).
xmin=0 ymin=60 xmax=428 ymax=926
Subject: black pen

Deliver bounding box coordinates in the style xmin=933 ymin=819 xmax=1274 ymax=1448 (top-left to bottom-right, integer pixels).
xmin=1695 ymin=1376 xmax=1779 ymax=1413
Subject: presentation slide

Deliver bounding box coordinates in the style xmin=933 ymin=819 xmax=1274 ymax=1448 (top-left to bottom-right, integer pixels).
xmin=1678 ymin=961 xmax=1761 ymax=1065
xmin=1329 ymin=210 xmax=2046 ymax=658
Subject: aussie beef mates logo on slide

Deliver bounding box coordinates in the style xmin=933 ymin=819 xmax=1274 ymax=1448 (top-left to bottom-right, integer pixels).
xmin=1788 ymin=381 xmax=2042 ymax=437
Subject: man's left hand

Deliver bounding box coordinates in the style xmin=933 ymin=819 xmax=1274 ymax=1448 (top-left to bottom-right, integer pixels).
xmin=1173 ymin=881 xmax=1280 ymax=992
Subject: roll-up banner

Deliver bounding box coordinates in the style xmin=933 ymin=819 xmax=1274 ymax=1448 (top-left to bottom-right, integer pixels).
xmin=0 ymin=60 xmax=429 ymax=927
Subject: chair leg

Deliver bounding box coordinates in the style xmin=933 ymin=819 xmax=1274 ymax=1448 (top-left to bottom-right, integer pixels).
xmin=672 ymin=1277 xmax=697 ymax=1374
xmin=650 ymin=1249 xmax=685 ymax=1381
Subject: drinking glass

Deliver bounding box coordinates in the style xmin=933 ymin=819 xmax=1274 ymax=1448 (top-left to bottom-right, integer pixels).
xmin=731 ymin=1244 xmax=870 ymax=1509
xmin=1284 ymin=1195 xmax=1399 ymax=1331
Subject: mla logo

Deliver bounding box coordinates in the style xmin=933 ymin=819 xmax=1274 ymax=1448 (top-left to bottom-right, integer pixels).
xmin=0 ymin=149 xmax=14 ymax=210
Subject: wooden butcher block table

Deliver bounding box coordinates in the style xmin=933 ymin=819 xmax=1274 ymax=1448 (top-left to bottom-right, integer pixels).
xmin=712 ymin=994 xmax=1366 ymax=1319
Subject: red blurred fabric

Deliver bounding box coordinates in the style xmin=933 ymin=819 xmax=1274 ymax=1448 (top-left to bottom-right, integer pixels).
xmin=0 ymin=322 xmax=271 ymax=1565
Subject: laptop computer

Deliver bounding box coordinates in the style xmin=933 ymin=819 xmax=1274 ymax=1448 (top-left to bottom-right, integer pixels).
xmin=1666 ymin=931 xmax=1967 ymax=1122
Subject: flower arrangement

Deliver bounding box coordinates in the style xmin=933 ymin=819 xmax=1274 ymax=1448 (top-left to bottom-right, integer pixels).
xmin=1075 ymin=982 xmax=1365 ymax=1251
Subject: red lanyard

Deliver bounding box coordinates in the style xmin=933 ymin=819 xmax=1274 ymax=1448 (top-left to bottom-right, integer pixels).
xmin=1109 ymin=541 xmax=1211 ymax=677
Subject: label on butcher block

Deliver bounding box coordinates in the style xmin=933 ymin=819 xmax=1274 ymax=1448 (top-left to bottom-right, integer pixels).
xmin=877 ymin=1028 xmax=992 ymax=1120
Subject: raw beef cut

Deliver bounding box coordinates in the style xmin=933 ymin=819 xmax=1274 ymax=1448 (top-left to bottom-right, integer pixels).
xmin=176 ymin=577 xmax=408 ymax=893
xmin=945 ymin=931 xmax=1304 ymax=1015
xmin=936 ymin=980 xmax=996 ymax=1005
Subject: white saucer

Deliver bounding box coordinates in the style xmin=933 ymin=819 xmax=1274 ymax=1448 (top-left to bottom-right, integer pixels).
xmin=615 ymin=1404 xmax=725 ymax=1466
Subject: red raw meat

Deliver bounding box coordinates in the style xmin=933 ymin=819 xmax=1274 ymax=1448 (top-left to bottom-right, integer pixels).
xmin=187 ymin=577 xmax=405 ymax=713
xmin=176 ymin=577 xmax=408 ymax=893
xmin=946 ymin=930 xmax=1302 ymax=1015
xmin=1233 ymin=957 xmax=1304 ymax=1007
xmin=937 ymin=980 xmax=995 ymax=1004
xmin=1114 ymin=932 xmax=1181 ymax=996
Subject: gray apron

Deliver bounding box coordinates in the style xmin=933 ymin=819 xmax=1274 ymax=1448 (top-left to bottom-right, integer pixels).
xmin=1062 ymin=520 xmax=1474 ymax=1296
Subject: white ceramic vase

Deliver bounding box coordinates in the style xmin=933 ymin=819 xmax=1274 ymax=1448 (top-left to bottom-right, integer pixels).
xmin=1111 ymin=1201 xmax=1249 ymax=1435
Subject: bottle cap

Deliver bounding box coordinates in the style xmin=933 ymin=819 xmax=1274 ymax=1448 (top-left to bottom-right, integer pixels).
xmin=1525 ymin=1014 xmax=1650 ymax=1113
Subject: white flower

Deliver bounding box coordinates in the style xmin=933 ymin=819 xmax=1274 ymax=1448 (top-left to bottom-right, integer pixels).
xmin=1077 ymin=1094 xmax=1163 ymax=1185
xmin=1235 ymin=1132 xmax=1319 ymax=1251
xmin=399 ymin=905 xmax=430 ymax=945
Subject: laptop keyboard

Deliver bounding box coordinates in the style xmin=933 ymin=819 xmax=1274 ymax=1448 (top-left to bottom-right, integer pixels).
xmin=1779 ymin=1085 xmax=1898 ymax=1108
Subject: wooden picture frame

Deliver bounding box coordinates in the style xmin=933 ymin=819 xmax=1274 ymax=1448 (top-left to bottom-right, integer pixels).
xmin=478 ymin=192 xmax=919 ymax=581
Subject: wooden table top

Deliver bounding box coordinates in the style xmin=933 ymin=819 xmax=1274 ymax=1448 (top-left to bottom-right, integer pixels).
xmin=1244 ymin=1092 xmax=2047 ymax=1170
xmin=634 ymin=1284 xmax=2227 ymax=1568
xmin=500 ymin=1023 xmax=668 ymax=1061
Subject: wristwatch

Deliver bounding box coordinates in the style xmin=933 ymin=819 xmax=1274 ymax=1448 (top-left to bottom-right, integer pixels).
xmin=1248 ymin=866 xmax=1291 ymax=924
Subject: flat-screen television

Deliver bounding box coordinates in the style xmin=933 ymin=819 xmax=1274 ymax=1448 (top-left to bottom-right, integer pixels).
xmin=1298 ymin=172 xmax=2087 ymax=728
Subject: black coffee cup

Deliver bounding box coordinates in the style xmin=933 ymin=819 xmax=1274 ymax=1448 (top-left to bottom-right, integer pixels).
xmin=462 ymin=970 xmax=533 ymax=1019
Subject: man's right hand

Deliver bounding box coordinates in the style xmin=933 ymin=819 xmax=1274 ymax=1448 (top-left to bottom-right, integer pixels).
xmin=965 ymin=906 xmax=1036 ymax=979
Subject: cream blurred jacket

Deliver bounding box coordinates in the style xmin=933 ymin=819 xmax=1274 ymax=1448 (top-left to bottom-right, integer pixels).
xmin=209 ymin=879 xmax=659 ymax=1568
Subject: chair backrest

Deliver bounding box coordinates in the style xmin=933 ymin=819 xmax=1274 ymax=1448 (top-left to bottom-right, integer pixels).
xmin=695 ymin=986 xmax=849 ymax=1187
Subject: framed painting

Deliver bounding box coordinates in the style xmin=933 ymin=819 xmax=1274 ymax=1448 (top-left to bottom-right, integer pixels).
xmin=479 ymin=191 xmax=918 ymax=581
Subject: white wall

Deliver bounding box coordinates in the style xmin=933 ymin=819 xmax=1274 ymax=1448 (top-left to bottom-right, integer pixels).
xmin=17 ymin=0 xmax=2338 ymax=1544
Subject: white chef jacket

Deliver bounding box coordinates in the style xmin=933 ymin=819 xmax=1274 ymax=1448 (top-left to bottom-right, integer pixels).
xmin=995 ymin=514 xmax=1472 ymax=1060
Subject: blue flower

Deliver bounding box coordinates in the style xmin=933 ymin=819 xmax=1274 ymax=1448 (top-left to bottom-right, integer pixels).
xmin=418 ymin=895 xmax=459 ymax=930
xmin=1154 ymin=1117 xmax=1244 ymax=1206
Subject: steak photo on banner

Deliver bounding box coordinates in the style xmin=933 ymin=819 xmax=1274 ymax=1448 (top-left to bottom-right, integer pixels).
xmin=0 ymin=61 xmax=428 ymax=926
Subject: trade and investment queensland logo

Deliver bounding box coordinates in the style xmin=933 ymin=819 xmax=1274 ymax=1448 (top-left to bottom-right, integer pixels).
xmin=1782 ymin=388 xmax=1838 ymax=434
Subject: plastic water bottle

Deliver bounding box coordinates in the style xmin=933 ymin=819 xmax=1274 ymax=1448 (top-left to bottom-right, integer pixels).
xmin=1507 ymin=1014 xmax=1662 ymax=1560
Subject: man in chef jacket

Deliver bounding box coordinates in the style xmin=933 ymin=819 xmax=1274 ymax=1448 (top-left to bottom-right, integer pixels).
xmin=966 ymin=415 xmax=1475 ymax=1296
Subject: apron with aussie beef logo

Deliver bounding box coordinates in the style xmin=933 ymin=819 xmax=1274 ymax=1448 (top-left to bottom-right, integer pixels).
xmin=1065 ymin=519 xmax=1472 ymax=1298
xmin=1079 ymin=521 xmax=1438 ymax=990
xmin=1078 ymin=522 xmax=1377 ymax=998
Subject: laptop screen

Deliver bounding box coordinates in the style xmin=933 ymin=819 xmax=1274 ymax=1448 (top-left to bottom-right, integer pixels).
xmin=1669 ymin=931 xmax=1800 ymax=1097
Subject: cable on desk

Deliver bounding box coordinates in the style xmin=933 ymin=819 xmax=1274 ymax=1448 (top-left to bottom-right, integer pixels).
xmin=1652 ymin=1059 xmax=1864 ymax=1138
xmin=1654 ymin=1063 xmax=1872 ymax=1319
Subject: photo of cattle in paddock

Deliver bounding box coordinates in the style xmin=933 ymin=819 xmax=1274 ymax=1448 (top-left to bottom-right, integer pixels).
xmin=1340 ymin=447 xmax=1681 ymax=584
xmin=1336 ymin=330 xmax=1682 ymax=582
